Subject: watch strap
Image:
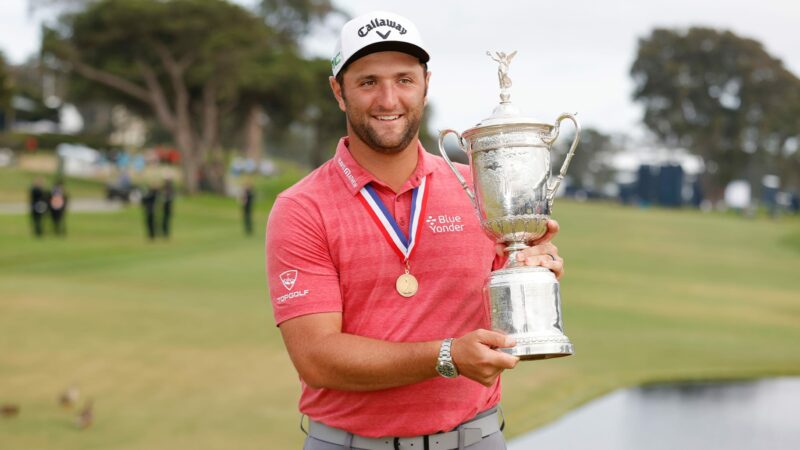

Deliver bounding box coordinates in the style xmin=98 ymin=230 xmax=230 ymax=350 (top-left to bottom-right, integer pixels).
xmin=437 ymin=338 xmax=458 ymax=378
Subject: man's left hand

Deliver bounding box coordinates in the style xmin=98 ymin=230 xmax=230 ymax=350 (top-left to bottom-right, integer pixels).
xmin=495 ymin=219 xmax=564 ymax=279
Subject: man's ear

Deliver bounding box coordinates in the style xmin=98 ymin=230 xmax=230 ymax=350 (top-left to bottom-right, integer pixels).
xmin=424 ymin=70 xmax=432 ymax=105
xmin=329 ymin=76 xmax=347 ymax=112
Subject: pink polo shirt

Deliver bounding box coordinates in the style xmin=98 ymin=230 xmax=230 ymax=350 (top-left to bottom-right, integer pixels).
xmin=266 ymin=137 xmax=502 ymax=438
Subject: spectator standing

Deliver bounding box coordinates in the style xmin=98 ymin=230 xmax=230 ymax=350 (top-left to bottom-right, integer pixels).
xmin=241 ymin=182 xmax=255 ymax=236
xmin=141 ymin=184 xmax=159 ymax=241
xmin=29 ymin=177 xmax=49 ymax=238
xmin=49 ymin=182 xmax=68 ymax=236
xmin=161 ymin=179 xmax=175 ymax=238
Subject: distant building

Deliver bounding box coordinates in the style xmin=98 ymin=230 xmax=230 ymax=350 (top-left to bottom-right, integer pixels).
xmin=609 ymin=147 xmax=704 ymax=207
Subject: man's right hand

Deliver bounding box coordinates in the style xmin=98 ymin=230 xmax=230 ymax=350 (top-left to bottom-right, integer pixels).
xmin=451 ymin=329 xmax=519 ymax=386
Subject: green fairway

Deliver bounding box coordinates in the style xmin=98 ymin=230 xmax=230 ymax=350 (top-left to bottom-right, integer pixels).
xmin=1 ymin=167 xmax=799 ymax=449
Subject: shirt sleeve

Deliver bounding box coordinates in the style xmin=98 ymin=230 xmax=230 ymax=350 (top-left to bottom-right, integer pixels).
xmin=266 ymin=195 xmax=343 ymax=326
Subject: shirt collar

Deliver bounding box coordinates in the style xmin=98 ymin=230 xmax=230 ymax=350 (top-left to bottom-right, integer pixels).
xmin=332 ymin=136 xmax=436 ymax=196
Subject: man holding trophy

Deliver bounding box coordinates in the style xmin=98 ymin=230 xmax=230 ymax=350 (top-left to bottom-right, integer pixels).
xmin=267 ymin=10 xmax=575 ymax=450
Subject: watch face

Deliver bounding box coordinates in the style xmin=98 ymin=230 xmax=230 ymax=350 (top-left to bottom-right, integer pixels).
xmin=437 ymin=361 xmax=458 ymax=378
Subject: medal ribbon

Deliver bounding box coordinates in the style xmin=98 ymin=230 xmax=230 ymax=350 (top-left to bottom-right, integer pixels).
xmin=357 ymin=176 xmax=429 ymax=263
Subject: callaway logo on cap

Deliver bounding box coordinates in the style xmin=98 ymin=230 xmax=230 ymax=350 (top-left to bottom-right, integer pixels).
xmin=331 ymin=11 xmax=430 ymax=76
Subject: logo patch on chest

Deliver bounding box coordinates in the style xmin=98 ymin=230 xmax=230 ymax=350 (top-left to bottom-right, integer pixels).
xmin=425 ymin=215 xmax=465 ymax=234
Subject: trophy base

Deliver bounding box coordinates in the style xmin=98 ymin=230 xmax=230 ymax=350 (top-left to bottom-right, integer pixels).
xmin=487 ymin=266 xmax=574 ymax=361
xmin=499 ymin=340 xmax=574 ymax=361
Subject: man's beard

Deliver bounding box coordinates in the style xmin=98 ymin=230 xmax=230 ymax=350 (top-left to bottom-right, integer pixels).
xmin=346 ymin=103 xmax=423 ymax=154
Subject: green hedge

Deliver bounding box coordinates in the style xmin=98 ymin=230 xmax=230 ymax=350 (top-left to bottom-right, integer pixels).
xmin=0 ymin=131 xmax=110 ymax=151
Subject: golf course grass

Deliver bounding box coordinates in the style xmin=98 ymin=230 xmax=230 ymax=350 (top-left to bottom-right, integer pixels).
xmin=1 ymin=166 xmax=799 ymax=449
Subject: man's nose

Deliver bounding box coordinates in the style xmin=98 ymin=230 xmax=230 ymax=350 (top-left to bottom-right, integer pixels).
xmin=375 ymin=82 xmax=399 ymax=110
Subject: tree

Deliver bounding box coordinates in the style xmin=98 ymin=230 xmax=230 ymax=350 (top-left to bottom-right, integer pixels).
xmin=232 ymin=48 xmax=297 ymax=163
xmin=238 ymin=0 xmax=342 ymax=166
xmin=43 ymin=0 xmax=280 ymax=193
xmin=552 ymin=127 xmax=619 ymax=193
xmin=0 ymin=52 xmax=12 ymax=129
xmin=258 ymin=0 xmax=341 ymax=44
xmin=283 ymin=57 xmax=344 ymax=167
xmin=631 ymin=27 xmax=800 ymax=195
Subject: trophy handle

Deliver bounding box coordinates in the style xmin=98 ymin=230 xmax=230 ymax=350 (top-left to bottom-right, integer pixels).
xmin=544 ymin=113 xmax=581 ymax=208
xmin=438 ymin=129 xmax=477 ymax=207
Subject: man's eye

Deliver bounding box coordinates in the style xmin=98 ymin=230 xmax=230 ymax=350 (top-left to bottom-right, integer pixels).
xmin=360 ymin=80 xmax=376 ymax=87
xmin=399 ymin=78 xmax=413 ymax=84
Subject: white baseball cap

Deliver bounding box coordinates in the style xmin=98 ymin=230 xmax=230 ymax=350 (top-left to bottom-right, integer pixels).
xmin=331 ymin=11 xmax=430 ymax=77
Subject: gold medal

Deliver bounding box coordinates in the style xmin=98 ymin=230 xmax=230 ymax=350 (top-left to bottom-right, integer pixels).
xmin=396 ymin=272 xmax=419 ymax=297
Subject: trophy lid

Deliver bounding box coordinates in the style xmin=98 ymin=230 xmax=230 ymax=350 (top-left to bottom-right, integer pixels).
xmin=474 ymin=102 xmax=546 ymax=128
xmin=467 ymin=51 xmax=550 ymax=131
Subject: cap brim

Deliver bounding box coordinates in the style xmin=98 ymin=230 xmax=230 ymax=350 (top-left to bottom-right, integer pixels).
xmin=339 ymin=41 xmax=430 ymax=75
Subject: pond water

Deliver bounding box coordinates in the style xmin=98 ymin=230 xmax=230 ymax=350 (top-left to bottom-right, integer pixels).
xmin=508 ymin=377 xmax=800 ymax=450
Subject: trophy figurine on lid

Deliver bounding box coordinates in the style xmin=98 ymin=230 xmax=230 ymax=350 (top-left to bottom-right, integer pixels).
xmin=438 ymin=51 xmax=581 ymax=360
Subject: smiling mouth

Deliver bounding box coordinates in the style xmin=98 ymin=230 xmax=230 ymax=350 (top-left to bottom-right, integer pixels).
xmin=374 ymin=115 xmax=402 ymax=121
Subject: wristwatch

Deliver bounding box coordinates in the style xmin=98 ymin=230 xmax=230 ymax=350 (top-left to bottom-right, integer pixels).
xmin=436 ymin=338 xmax=459 ymax=378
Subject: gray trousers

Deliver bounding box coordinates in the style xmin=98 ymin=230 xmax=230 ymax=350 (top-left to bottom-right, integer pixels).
xmin=302 ymin=430 xmax=507 ymax=450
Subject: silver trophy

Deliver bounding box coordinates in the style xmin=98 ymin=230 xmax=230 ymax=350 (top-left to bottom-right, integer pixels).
xmin=438 ymin=51 xmax=580 ymax=360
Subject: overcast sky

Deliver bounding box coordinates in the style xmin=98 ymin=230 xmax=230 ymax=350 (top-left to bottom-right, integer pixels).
xmin=2 ymin=0 xmax=799 ymax=137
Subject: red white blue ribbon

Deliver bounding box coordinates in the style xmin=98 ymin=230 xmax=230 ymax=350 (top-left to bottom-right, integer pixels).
xmin=357 ymin=176 xmax=429 ymax=262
